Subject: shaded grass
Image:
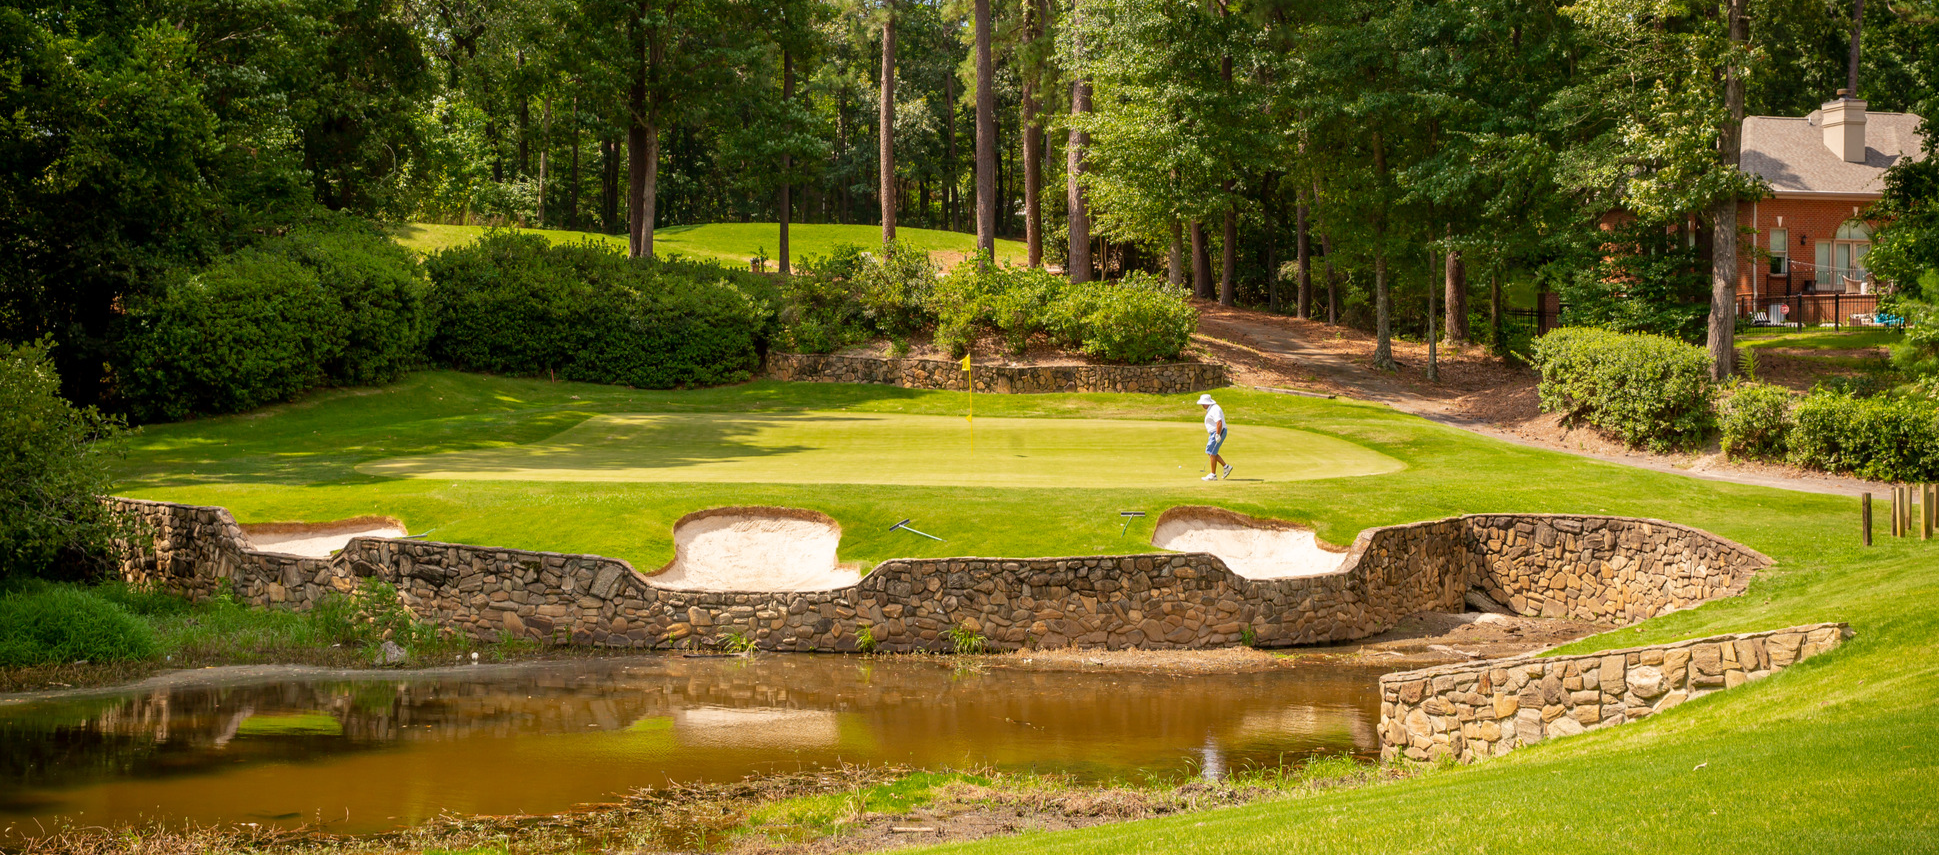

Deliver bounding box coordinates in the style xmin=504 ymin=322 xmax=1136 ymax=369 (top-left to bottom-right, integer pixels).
xmin=1736 ymin=327 xmax=1903 ymax=350
xmin=388 ymin=222 xmax=1026 ymax=267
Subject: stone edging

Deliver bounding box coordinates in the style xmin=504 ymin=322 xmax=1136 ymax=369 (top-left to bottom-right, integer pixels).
xmin=110 ymin=499 xmax=1772 ymax=654
xmin=765 ymin=352 xmax=1225 ymax=395
xmin=1378 ymin=622 xmax=1851 ymax=764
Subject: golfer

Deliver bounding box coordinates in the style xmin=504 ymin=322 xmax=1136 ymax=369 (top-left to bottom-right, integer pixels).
xmin=1197 ymin=393 xmax=1231 ymax=481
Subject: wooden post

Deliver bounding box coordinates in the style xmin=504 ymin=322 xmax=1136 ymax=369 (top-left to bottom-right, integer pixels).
xmin=1862 ymin=492 xmax=1872 ymax=546
xmin=1925 ymin=484 xmax=1935 ymax=541
xmin=1892 ymin=486 xmax=1904 ymax=537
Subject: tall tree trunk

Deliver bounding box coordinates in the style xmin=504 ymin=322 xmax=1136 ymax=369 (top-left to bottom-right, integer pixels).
xmin=1022 ymin=0 xmax=1044 ymax=265
xmin=537 ymin=97 xmax=551 ymax=225
xmin=780 ymin=51 xmax=794 ymax=275
xmin=1262 ymin=174 xmax=1277 ymax=313
xmin=516 ymin=51 xmax=530 ymax=177
xmin=1168 ymin=221 xmax=1183 ymax=285
xmin=1445 ymin=247 xmax=1468 ymax=343
xmin=601 ymin=134 xmax=619 ymax=233
xmin=1191 ymin=222 xmax=1212 ymax=299
xmin=1426 ymin=247 xmax=1438 ymax=381
xmin=1708 ymin=0 xmax=1747 ymax=379
xmin=625 ymin=26 xmax=662 ymax=259
xmin=1373 ymin=247 xmax=1394 ymax=370
xmin=1219 ymin=193 xmax=1237 ymax=306
xmin=1490 ymin=266 xmax=1506 ymax=357
xmin=944 ymin=75 xmax=957 ymax=231
xmin=1849 ymin=0 xmax=1864 ymax=94
xmin=978 ymin=0 xmax=995 ymax=256
xmin=1296 ymin=191 xmax=1311 ymax=319
xmin=880 ymin=6 xmax=897 ymax=245
xmin=1323 ymin=233 xmax=1338 ymax=324
xmin=568 ymin=96 xmax=581 ymax=231
xmin=1066 ymin=0 xmax=1092 ymax=282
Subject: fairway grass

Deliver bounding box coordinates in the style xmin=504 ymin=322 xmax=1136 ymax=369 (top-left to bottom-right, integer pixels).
xmin=107 ymin=371 xmax=1939 ymax=851
xmin=356 ymin=412 xmax=1402 ymax=488
xmin=389 ymin=222 xmax=1027 ymax=267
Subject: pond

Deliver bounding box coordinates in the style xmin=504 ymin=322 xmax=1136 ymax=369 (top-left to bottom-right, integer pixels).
xmin=0 ymin=655 xmax=1388 ymax=835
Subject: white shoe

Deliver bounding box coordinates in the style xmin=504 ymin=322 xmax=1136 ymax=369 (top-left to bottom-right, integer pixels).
xmin=1201 ymin=473 xmax=1218 ymax=481
xmin=1222 ymin=464 xmax=1233 ymax=479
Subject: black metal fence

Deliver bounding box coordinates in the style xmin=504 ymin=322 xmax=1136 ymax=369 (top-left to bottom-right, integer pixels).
xmin=1737 ymin=293 xmax=1903 ymax=330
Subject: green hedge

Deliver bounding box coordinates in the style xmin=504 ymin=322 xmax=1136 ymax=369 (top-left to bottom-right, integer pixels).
xmin=1719 ymin=382 xmax=1794 ymax=460
xmin=424 ymin=232 xmax=775 ymax=388
xmin=777 ymin=242 xmax=934 ymax=353
xmin=0 ymin=585 xmax=158 ymax=667
xmin=1050 ymin=273 xmax=1199 ymax=364
xmin=117 ymin=218 xmax=431 ymax=421
xmin=1 ymin=342 xmax=127 ymax=583
xmin=1531 ymin=327 xmax=1716 ymax=452
xmin=1788 ymin=391 xmax=1939 ymax=482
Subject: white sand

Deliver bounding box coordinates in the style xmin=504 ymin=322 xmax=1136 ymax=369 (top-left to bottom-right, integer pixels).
xmin=649 ymin=508 xmax=859 ymax=592
xmin=242 ymin=519 xmax=408 ymax=558
xmin=1151 ymin=508 xmax=1347 ymax=579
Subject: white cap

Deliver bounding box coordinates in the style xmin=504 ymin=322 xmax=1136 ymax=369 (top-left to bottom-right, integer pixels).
xmin=1197 ymin=394 xmax=1216 ymax=405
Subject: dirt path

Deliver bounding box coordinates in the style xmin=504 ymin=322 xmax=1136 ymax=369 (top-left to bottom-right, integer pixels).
xmin=1195 ymin=301 xmax=1891 ymax=499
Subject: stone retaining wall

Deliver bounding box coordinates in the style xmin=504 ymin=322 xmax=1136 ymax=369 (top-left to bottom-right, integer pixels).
xmin=765 ymin=352 xmax=1225 ymax=395
xmin=1378 ymin=622 xmax=1851 ymax=763
xmin=108 ymin=499 xmax=1771 ymax=653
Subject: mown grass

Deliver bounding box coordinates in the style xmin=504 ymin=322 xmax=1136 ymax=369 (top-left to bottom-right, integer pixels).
xmin=388 ymin=222 xmax=1027 ymax=267
xmin=1736 ymin=327 xmax=1904 ymax=350
xmin=88 ymin=371 xmax=1939 ymax=851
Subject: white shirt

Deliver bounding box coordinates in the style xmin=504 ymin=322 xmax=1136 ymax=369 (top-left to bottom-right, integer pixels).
xmin=1203 ymin=404 xmax=1226 ymax=434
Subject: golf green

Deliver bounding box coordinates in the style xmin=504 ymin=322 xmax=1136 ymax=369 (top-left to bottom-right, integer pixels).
xmin=355 ymin=412 xmax=1403 ymax=487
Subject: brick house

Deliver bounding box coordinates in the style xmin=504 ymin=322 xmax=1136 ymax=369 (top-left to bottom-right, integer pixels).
xmin=1735 ymin=91 xmax=1925 ymax=324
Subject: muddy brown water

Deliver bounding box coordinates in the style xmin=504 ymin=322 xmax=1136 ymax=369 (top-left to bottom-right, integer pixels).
xmin=0 ymin=655 xmax=1388 ymax=835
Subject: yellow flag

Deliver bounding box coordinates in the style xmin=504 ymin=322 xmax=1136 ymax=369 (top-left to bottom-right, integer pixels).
xmin=961 ymin=354 xmax=971 ymax=371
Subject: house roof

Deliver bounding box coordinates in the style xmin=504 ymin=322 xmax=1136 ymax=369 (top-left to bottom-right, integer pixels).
xmin=1739 ymin=109 xmax=1926 ymax=197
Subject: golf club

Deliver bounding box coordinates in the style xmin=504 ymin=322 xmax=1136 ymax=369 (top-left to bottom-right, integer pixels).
xmin=1119 ymin=511 xmax=1147 ymax=536
xmin=889 ymin=518 xmax=945 ymax=542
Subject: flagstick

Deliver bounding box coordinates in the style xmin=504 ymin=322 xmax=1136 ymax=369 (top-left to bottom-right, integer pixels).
xmin=963 ymin=355 xmax=973 ymax=456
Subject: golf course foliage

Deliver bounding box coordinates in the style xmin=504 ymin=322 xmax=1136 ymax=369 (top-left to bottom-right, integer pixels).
xmin=119 ymin=217 xmax=433 ymax=422
xmin=780 ymin=246 xmax=1197 ymax=364
xmin=424 ymin=232 xmax=777 ymax=389
xmin=1532 ymin=327 xmax=1718 ymax=452
xmin=0 ymin=583 xmax=157 ymax=667
xmin=0 ymin=341 xmax=127 ymax=584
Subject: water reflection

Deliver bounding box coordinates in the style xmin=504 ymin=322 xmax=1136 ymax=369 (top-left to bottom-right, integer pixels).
xmin=0 ymin=655 xmax=1386 ymax=834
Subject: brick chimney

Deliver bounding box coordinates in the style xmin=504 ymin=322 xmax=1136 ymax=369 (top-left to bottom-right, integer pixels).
xmin=1821 ymin=89 xmax=1868 ymax=163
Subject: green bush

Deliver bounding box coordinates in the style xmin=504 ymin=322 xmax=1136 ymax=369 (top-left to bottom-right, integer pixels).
xmin=1718 ymin=382 xmax=1794 ymax=460
xmin=120 ymin=250 xmax=345 ymax=420
xmin=278 ymin=222 xmax=433 ymax=385
xmin=1788 ymin=390 xmax=1939 ymax=482
xmin=1 ymin=341 xmax=129 ymax=583
xmin=424 ymin=232 xmax=774 ymax=388
xmin=0 ymin=585 xmax=158 ymax=667
xmin=1048 ymin=273 xmax=1198 ymax=364
xmin=117 ymin=217 xmax=432 ymax=420
xmin=775 ymin=242 xmax=933 ymax=353
xmin=1531 ymin=327 xmax=1717 ymax=452
xmin=927 ymin=259 xmax=1007 ymax=357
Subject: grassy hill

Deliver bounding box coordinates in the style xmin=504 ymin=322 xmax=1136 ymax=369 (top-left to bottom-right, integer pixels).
xmin=391 ymin=222 xmax=1028 ymax=268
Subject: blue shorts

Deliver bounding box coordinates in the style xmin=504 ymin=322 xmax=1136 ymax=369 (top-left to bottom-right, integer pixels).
xmin=1205 ymin=430 xmax=1227 ymax=455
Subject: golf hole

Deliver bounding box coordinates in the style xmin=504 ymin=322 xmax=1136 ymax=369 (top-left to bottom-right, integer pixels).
xmin=1150 ymin=506 xmax=1348 ymax=579
xmin=241 ymin=517 xmax=409 ymax=558
xmin=650 ymin=507 xmax=860 ymax=592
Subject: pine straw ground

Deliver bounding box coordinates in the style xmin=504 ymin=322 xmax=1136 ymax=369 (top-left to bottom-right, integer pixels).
xmin=7 ymin=761 xmax=1401 ymax=855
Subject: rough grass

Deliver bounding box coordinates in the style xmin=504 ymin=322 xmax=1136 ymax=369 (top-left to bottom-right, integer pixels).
xmin=388 ymin=222 xmax=1027 ymax=268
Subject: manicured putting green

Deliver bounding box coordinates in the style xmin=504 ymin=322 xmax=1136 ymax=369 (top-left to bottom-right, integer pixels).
xmin=357 ymin=412 xmax=1403 ymax=488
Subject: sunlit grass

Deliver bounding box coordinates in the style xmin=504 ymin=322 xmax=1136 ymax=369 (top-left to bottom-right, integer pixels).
xmin=388 ymin=222 xmax=1027 ymax=267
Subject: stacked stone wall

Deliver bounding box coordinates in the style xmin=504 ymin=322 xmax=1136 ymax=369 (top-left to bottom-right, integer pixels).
xmin=109 ymin=499 xmax=1770 ymax=654
xmin=1466 ymin=515 xmax=1767 ymax=624
xmin=1379 ymin=622 xmax=1850 ymax=763
xmin=765 ymin=353 xmax=1225 ymax=395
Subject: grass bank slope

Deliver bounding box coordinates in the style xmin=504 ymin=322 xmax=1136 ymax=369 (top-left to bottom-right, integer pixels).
xmin=391 ymin=222 xmax=1027 ymax=267
xmin=106 ymin=371 xmax=1939 ymax=850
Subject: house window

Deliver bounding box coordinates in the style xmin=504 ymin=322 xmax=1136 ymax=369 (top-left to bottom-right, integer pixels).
xmin=1817 ymin=223 xmax=1872 ymax=291
xmin=1768 ymin=229 xmax=1788 ymax=275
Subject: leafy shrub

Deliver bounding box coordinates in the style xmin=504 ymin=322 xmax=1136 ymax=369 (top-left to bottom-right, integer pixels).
xmin=1532 ymin=327 xmax=1716 ymax=452
xmin=120 ymin=250 xmax=345 ymax=420
xmin=927 ymin=258 xmax=1008 ymax=357
xmin=854 ymin=243 xmax=937 ymax=342
xmin=1048 ymin=273 xmax=1198 ymax=364
xmin=278 ymin=222 xmax=432 ymax=385
xmin=1 ymin=342 xmax=129 ymax=583
xmin=425 ymin=232 xmax=774 ymax=388
xmin=0 ymin=585 xmax=158 ymax=667
xmin=1718 ymin=382 xmax=1794 ymax=460
xmin=1788 ymin=390 xmax=1939 ymax=482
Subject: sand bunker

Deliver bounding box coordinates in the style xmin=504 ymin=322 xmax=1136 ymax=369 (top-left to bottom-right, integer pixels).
xmin=649 ymin=507 xmax=859 ymax=592
xmin=1151 ymin=506 xmax=1347 ymax=579
xmin=241 ymin=517 xmax=408 ymax=558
